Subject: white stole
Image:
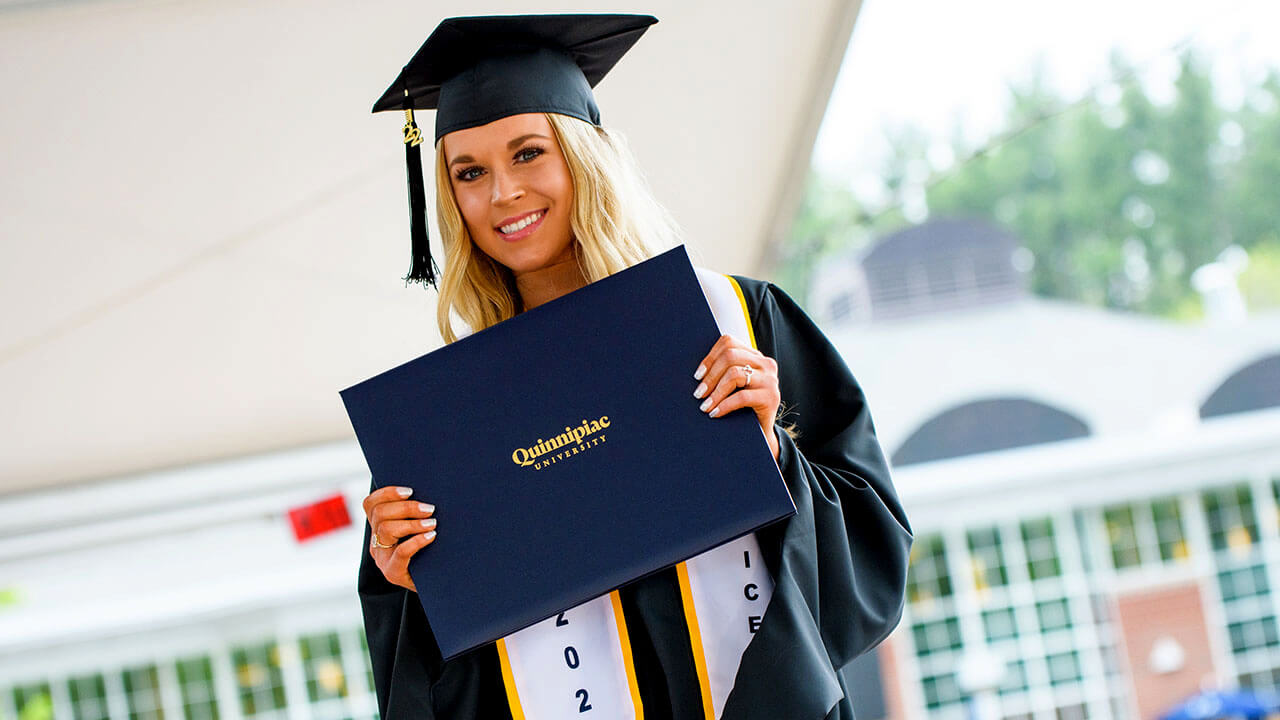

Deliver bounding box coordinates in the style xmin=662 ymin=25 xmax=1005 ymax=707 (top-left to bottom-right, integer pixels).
xmin=496 ymin=270 xmax=775 ymax=720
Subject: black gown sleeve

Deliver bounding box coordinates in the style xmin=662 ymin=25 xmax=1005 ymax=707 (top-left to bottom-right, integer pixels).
xmin=357 ymin=486 xmax=511 ymax=720
xmin=721 ymin=279 xmax=913 ymax=720
xmin=358 ymin=506 xmax=441 ymax=719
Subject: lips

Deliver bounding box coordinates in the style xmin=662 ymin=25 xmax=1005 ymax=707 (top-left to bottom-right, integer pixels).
xmin=495 ymin=209 xmax=547 ymax=241
xmin=497 ymin=209 xmax=544 ymax=233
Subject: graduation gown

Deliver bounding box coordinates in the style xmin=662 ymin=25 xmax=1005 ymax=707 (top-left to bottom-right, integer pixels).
xmin=357 ymin=277 xmax=913 ymax=719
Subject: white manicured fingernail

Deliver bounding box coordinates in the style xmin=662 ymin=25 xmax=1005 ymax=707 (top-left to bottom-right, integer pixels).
xmin=421 ymin=518 xmax=437 ymax=529
xmin=700 ymin=398 xmax=712 ymax=412
xmin=418 ymin=503 xmax=434 ymax=513
xmin=424 ymin=530 xmax=437 ymax=542
xmin=694 ymin=382 xmax=707 ymax=399
xmin=709 ymin=406 xmax=720 ymax=418
xmin=694 ymin=364 xmax=707 ymax=380
xmin=396 ymin=487 xmax=413 ymax=497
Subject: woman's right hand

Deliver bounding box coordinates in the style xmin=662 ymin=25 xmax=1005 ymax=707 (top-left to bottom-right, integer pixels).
xmin=362 ymin=485 xmax=437 ymax=592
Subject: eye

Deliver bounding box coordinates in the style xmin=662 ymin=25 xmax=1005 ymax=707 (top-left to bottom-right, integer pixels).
xmin=515 ymin=146 xmax=545 ymax=163
xmin=455 ymin=166 xmax=483 ymax=182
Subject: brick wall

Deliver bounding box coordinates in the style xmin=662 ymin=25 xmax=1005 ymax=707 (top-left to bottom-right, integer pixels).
xmin=1114 ymin=582 xmax=1218 ymax=720
xmin=879 ymin=632 xmax=908 ymax=720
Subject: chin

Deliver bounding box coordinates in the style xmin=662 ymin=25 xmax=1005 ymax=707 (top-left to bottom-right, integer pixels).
xmin=497 ymin=247 xmax=570 ymax=275
xmin=477 ymin=232 xmax=575 ymax=276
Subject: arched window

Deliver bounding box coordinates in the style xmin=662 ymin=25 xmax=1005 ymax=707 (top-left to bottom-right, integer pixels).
xmin=1200 ymin=353 xmax=1280 ymax=419
xmin=892 ymin=397 xmax=1091 ymax=467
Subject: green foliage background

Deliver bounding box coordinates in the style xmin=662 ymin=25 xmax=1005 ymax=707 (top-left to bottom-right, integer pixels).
xmin=779 ymin=52 xmax=1280 ymax=320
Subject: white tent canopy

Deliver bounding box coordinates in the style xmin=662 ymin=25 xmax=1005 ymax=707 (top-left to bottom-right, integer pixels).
xmin=0 ymin=0 xmax=861 ymax=492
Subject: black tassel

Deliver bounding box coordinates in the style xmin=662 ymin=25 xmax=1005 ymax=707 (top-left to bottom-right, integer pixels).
xmin=402 ymin=105 xmax=438 ymax=288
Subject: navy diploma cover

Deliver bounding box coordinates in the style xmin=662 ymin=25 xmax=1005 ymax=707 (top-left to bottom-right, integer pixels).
xmin=340 ymin=246 xmax=795 ymax=661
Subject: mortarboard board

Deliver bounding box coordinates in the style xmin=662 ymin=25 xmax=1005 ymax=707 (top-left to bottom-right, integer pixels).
xmin=372 ymin=14 xmax=659 ymax=289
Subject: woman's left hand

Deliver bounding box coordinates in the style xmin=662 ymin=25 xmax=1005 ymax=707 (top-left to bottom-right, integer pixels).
xmin=694 ymin=334 xmax=781 ymax=460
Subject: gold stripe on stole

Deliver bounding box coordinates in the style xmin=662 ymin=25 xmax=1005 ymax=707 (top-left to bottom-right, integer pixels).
xmin=609 ymin=590 xmax=645 ymax=718
xmin=495 ymin=638 xmax=527 ymax=720
xmin=498 ymin=594 xmax=642 ymax=719
xmin=677 ymin=273 xmax=759 ymax=720
xmin=725 ymin=276 xmax=758 ymax=350
xmin=675 ymin=562 xmax=716 ymax=720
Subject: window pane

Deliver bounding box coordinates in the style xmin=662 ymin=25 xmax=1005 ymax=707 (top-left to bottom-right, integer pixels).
xmin=982 ymin=606 xmax=1019 ymax=642
xmin=68 ymin=674 xmax=109 ymax=720
xmin=1152 ymin=498 xmax=1189 ymax=562
xmin=1240 ymin=666 xmax=1280 ymax=689
xmin=912 ymin=616 xmax=963 ymax=656
xmin=176 ymin=656 xmax=220 ymax=720
xmin=122 ymin=665 xmax=165 ymax=720
xmin=13 ymin=684 xmax=53 ymax=720
xmin=1203 ymin=484 xmax=1258 ymax=554
xmin=907 ymin=534 xmax=953 ymax=603
xmin=1056 ymin=704 xmax=1087 ymax=720
xmin=1047 ymin=650 xmax=1082 ymax=685
xmin=921 ymin=672 xmax=964 ymax=709
xmin=967 ymin=526 xmax=1009 ymax=590
xmin=1036 ymin=597 xmax=1072 ymax=632
xmin=233 ymin=641 xmax=287 ymax=717
xmin=1103 ymin=505 xmax=1141 ymax=569
xmin=1227 ymin=616 xmax=1280 ymax=653
xmin=1021 ymin=518 xmax=1061 ymax=580
xmin=998 ymin=659 xmax=1028 ymax=696
xmin=1218 ymin=563 xmax=1270 ymax=603
xmin=300 ymin=631 xmax=349 ymax=702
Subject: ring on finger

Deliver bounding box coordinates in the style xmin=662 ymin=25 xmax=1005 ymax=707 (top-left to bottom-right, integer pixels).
xmin=371 ymin=534 xmax=394 ymax=549
xmin=741 ymin=364 xmax=754 ymax=387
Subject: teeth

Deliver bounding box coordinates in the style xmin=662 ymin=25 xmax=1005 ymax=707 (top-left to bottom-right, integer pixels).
xmin=500 ymin=211 xmax=543 ymax=234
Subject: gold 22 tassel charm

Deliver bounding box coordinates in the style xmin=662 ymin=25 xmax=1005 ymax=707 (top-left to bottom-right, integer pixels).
xmin=402 ymin=101 xmax=436 ymax=287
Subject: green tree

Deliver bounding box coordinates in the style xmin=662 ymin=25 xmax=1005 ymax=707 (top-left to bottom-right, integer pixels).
xmin=781 ymin=49 xmax=1280 ymax=318
xmin=775 ymin=171 xmax=870 ymax=305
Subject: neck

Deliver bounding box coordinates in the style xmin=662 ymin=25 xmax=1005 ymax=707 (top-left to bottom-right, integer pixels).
xmin=515 ymin=256 xmax=588 ymax=311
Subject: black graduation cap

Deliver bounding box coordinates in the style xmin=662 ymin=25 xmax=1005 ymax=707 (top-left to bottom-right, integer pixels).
xmin=373 ymin=14 xmax=659 ymax=289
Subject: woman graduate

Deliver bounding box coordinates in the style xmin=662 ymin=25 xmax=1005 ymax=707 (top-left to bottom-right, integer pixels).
xmin=357 ymin=14 xmax=912 ymax=720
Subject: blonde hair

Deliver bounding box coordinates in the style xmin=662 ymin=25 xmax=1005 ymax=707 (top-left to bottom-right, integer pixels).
xmin=433 ymin=113 xmax=680 ymax=343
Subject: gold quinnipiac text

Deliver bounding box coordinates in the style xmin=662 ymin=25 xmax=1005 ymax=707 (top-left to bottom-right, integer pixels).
xmin=511 ymin=416 xmax=611 ymax=471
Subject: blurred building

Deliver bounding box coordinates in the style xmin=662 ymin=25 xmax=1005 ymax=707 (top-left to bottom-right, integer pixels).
xmin=819 ymin=218 xmax=1280 ymax=720
xmin=0 ymin=446 xmax=376 ymax=720
xmin=6 ymin=217 xmax=1280 ymax=720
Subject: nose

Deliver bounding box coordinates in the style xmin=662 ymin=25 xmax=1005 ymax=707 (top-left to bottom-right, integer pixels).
xmin=490 ymin=167 xmax=525 ymax=206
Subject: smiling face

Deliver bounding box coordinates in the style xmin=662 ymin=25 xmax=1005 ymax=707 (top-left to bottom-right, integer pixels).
xmin=441 ymin=113 xmax=576 ymax=277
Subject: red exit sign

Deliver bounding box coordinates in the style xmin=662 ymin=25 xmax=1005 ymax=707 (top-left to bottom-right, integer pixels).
xmin=287 ymin=493 xmax=353 ymax=542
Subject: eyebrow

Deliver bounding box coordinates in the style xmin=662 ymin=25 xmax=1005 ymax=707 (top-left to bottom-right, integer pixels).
xmin=448 ymin=134 xmax=552 ymax=168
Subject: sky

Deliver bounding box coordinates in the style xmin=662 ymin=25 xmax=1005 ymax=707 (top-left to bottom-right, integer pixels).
xmin=811 ymin=0 xmax=1280 ymax=204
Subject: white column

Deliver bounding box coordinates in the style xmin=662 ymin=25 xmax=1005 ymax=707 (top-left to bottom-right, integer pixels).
xmin=276 ymin=631 xmax=311 ymax=720
xmin=48 ymin=678 xmax=74 ymax=720
xmin=0 ymin=684 xmax=17 ymax=720
xmin=338 ymin=628 xmax=375 ymax=719
xmin=942 ymin=527 xmax=985 ymax=658
xmin=157 ymin=661 xmax=185 ymax=720
xmin=210 ymin=643 xmax=245 ymax=720
xmin=997 ymin=519 xmax=1053 ymax=720
xmin=1081 ymin=507 xmax=1114 ymax=583
xmin=895 ymin=601 xmax=931 ymax=720
xmin=1053 ymin=508 xmax=1109 ymax=720
xmin=1180 ymin=490 xmax=1236 ymax=684
xmin=103 ymin=669 xmax=130 ymax=720
xmin=1249 ymin=473 xmax=1280 ymax=678
xmin=1081 ymin=506 xmax=1134 ymax=720
xmin=1134 ymin=501 xmax=1161 ymax=568
xmin=945 ymin=524 xmax=1009 ymax=720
